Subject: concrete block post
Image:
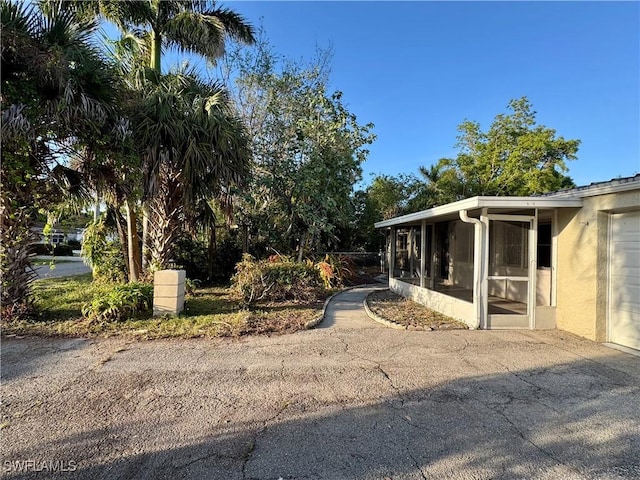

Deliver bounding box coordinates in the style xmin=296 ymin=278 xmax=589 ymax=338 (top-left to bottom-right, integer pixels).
xmin=153 ymin=270 xmax=186 ymax=316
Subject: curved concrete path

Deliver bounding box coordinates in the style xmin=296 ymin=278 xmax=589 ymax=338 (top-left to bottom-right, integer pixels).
xmin=318 ymin=284 xmax=387 ymax=329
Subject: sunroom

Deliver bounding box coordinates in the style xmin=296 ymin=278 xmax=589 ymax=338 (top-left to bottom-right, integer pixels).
xmin=375 ymin=196 xmax=583 ymax=330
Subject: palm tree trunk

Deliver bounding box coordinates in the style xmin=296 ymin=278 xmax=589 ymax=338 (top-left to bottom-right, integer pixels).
xmin=207 ymin=225 xmax=216 ymax=281
xmin=94 ymin=193 xmax=100 ymax=222
xmin=141 ymin=205 xmax=149 ymax=271
xmin=112 ymin=207 xmax=130 ymax=278
xmin=124 ymin=200 xmax=142 ymax=282
xmin=150 ymin=28 xmax=162 ymax=73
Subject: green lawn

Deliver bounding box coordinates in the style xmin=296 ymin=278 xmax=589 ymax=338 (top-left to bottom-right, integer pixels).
xmin=3 ymin=275 xmax=326 ymax=339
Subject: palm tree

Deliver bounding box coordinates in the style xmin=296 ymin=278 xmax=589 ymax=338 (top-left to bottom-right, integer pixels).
xmin=131 ymin=70 xmax=250 ymax=269
xmin=61 ymin=0 xmax=255 ymax=279
xmin=67 ymin=0 xmax=254 ymax=73
xmin=1 ymin=0 xmax=120 ymax=316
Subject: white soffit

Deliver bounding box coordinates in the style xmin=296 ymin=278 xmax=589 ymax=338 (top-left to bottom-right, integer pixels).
xmin=374 ymin=196 xmax=583 ymax=229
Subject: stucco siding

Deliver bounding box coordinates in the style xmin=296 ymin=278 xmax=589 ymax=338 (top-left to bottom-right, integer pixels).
xmin=556 ymin=190 xmax=640 ymax=341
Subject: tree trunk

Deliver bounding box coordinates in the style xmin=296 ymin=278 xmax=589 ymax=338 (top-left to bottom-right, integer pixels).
xmin=93 ymin=193 xmax=100 ymax=222
xmin=297 ymin=230 xmax=307 ymax=263
xmin=0 ymin=199 xmax=38 ymax=319
xmin=207 ymin=225 xmax=216 ymax=281
xmin=124 ymin=200 xmax=142 ymax=282
xmin=112 ymin=207 xmax=130 ymax=278
xmin=141 ymin=205 xmax=149 ymax=272
xmin=150 ymin=27 xmax=162 ymax=73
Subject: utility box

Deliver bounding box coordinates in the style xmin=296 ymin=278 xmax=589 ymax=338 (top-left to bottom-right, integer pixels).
xmin=153 ymin=269 xmax=186 ymax=316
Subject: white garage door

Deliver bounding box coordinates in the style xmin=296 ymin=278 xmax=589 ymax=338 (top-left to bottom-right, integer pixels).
xmin=609 ymin=211 xmax=640 ymax=350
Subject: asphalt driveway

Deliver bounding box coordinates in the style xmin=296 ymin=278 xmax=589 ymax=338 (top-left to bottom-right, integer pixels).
xmin=2 ymin=286 xmax=640 ymax=479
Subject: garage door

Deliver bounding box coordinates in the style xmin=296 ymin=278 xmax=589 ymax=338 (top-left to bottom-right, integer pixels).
xmin=609 ymin=211 xmax=640 ymax=350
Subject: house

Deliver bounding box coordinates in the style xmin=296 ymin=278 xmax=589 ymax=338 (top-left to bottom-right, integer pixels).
xmin=31 ymin=226 xmax=85 ymax=245
xmin=375 ymin=175 xmax=640 ymax=351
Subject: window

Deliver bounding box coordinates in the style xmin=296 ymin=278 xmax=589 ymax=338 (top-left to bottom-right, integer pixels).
xmin=537 ymin=223 xmax=552 ymax=268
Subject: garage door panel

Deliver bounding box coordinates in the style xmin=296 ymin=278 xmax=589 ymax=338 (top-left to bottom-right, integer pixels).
xmin=609 ymin=211 xmax=640 ymax=351
xmin=610 ymin=251 xmax=640 ymax=271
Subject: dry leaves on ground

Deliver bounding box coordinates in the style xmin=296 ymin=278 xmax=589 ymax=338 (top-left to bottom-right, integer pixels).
xmin=367 ymin=289 xmax=467 ymax=330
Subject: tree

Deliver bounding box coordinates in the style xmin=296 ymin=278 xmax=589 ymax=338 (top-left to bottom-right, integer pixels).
xmin=63 ymin=0 xmax=255 ymax=279
xmin=1 ymin=0 xmax=120 ymax=316
xmin=223 ymin=35 xmax=375 ymax=259
xmin=412 ymin=97 xmax=579 ymax=209
xmin=131 ymin=70 xmax=251 ymax=269
xmin=68 ymin=0 xmax=254 ymax=74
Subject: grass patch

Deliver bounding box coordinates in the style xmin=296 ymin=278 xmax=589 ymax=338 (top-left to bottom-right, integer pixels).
xmin=2 ymin=275 xmax=328 ymax=339
xmin=366 ymin=289 xmax=467 ymax=330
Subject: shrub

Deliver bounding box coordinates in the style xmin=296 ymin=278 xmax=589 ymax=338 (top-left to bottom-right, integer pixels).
xmin=66 ymin=239 xmax=81 ymax=248
xmin=185 ymin=278 xmax=201 ymax=296
xmin=81 ymin=220 xmax=127 ymax=283
xmin=171 ymin=236 xmax=209 ymax=282
xmin=170 ymin=235 xmax=243 ymax=285
xmin=313 ymin=254 xmax=354 ymax=288
xmin=33 ymin=244 xmax=74 ymax=256
xmin=210 ymin=237 xmax=243 ymax=284
xmin=231 ymin=254 xmax=323 ymax=305
xmin=82 ymin=283 xmax=153 ymax=322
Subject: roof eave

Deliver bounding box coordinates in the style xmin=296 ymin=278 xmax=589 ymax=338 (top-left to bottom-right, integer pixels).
xmin=374 ymin=196 xmax=583 ymax=229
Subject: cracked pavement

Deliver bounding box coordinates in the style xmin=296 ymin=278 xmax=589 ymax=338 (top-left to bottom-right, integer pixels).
xmin=2 ymin=285 xmax=640 ymax=479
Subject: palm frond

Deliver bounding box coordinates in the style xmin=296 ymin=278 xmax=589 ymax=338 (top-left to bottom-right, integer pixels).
xmin=163 ymin=6 xmax=254 ymax=63
xmin=201 ymin=5 xmax=255 ymax=44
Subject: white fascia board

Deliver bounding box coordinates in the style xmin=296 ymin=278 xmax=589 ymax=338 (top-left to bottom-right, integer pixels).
xmin=374 ymin=197 xmax=481 ymax=228
xmin=374 ymin=196 xmax=582 ymax=229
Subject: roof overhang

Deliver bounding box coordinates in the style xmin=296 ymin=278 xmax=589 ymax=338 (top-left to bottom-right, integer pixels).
xmin=374 ymin=196 xmax=583 ymax=229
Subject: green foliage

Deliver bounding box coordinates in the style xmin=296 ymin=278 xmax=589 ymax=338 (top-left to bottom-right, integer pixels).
xmin=313 ymin=254 xmax=354 ymax=289
xmin=224 ymin=32 xmax=376 ymax=258
xmin=7 ymin=277 xmax=324 ymax=339
xmin=171 ymin=236 xmax=209 ymax=282
xmin=81 ymin=282 xmax=153 ymax=322
xmin=184 ymin=278 xmax=201 ymax=296
xmin=412 ymin=97 xmax=579 ymax=209
xmin=33 ymin=244 xmax=75 ymax=256
xmin=210 ymin=236 xmax=244 ymax=284
xmin=352 ymin=98 xmax=580 ymax=249
xmin=1 ymin=0 xmax=120 ymax=317
xmin=81 ymin=219 xmax=127 ymax=283
xmin=231 ymin=254 xmax=323 ymax=305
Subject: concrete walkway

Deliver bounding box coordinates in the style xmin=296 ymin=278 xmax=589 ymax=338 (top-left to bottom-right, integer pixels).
xmin=318 ymin=284 xmax=387 ymax=330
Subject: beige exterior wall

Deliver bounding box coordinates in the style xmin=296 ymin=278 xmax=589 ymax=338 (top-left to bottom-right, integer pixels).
xmin=556 ymin=190 xmax=640 ymax=341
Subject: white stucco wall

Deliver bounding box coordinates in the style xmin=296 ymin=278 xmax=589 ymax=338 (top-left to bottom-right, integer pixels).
xmin=389 ymin=278 xmax=475 ymax=328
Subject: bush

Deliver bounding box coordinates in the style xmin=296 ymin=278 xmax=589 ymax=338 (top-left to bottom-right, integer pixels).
xmin=313 ymin=254 xmax=354 ymax=289
xmin=210 ymin=237 xmax=243 ymax=284
xmin=66 ymin=239 xmax=81 ymax=248
xmin=170 ymin=235 xmax=243 ymax=285
xmin=33 ymin=244 xmax=75 ymax=256
xmin=231 ymin=254 xmax=323 ymax=305
xmin=82 ymin=283 xmax=153 ymax=322
xmin=81 ymin=220 xmax=127 ymax=283
xmin=170 ymin=236 xmax=209 ymax=282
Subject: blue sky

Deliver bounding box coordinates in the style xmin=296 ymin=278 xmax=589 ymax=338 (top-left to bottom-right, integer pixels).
xmin=208 ymin=1 xmax=639 ymax=188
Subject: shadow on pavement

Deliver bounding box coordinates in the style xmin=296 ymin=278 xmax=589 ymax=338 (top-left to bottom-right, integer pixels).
xmin=4 ymin=354 xmax=640 ymax=480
